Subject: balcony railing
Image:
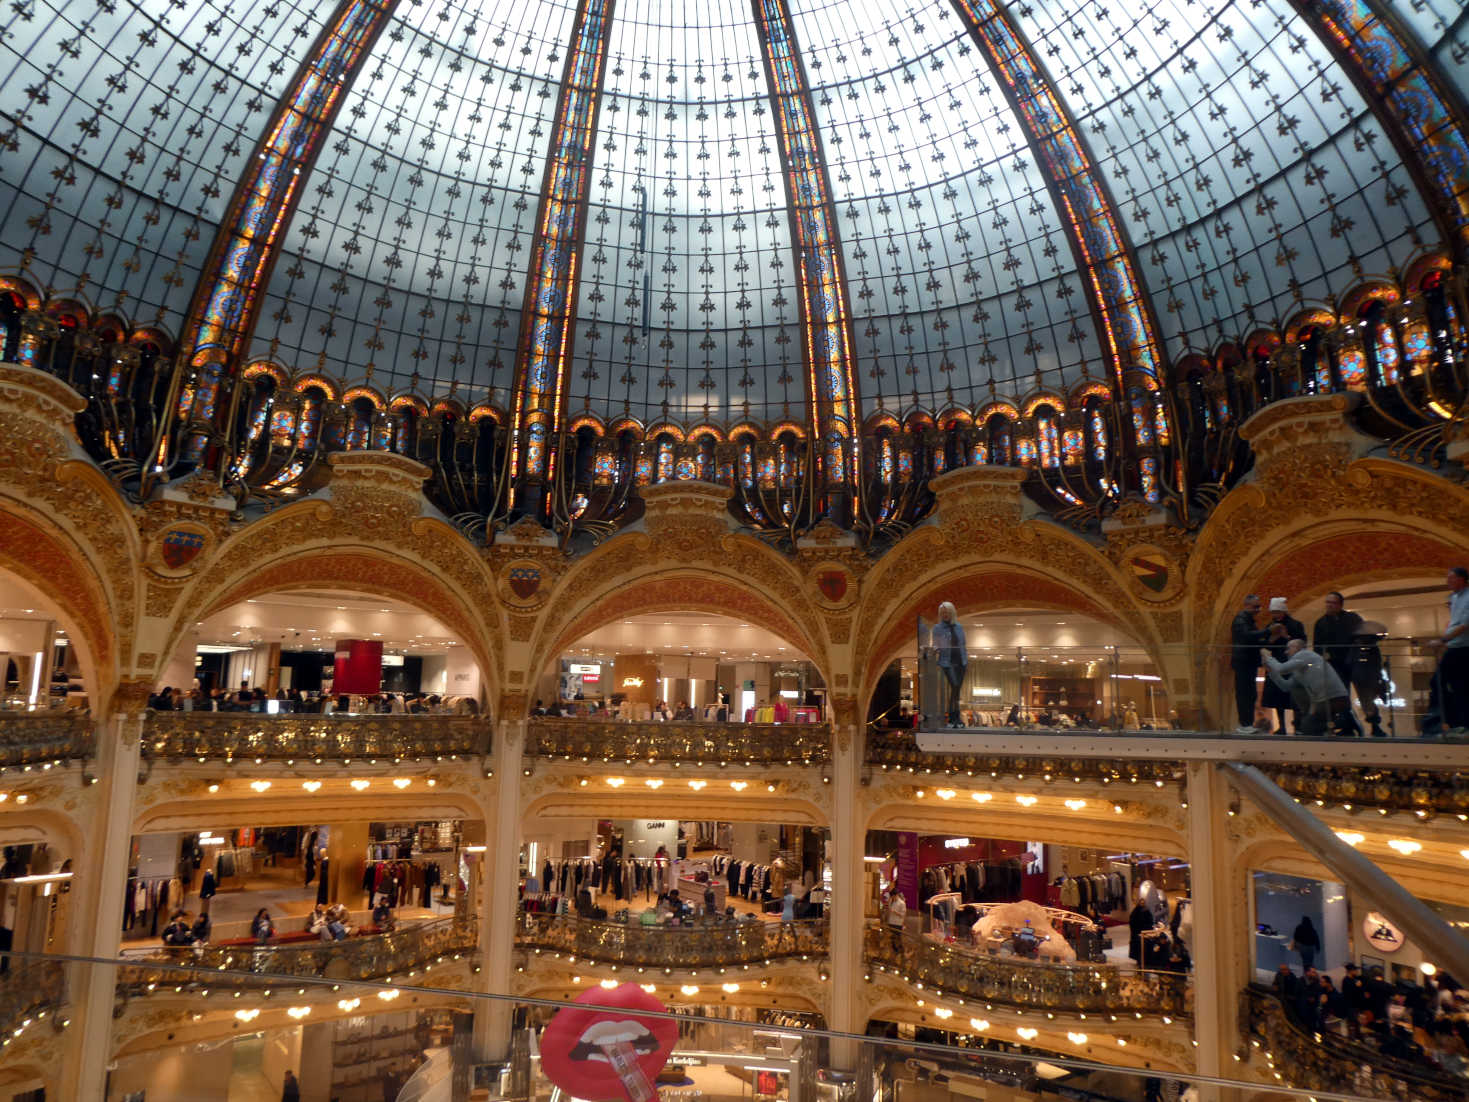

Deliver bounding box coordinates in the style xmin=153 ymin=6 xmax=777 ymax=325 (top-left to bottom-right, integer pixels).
xmin=1240 ymin=984 xmax=1469 ymax=1101
xmin=0 ymin=956 xmax=66 ymax=1044
xmin=864 ymin=926 xmax=1191 ymax=1018
xmin=515 ymin=912 xmax=828 ymax=969
xmin=528 ymin=717 xmax=831 ymax=765
xmin=0 ymin=708 xmax=93 ymax=767
xmin=140 ymin=710 xmax=491 ymax=763
xmin=119 ymin=915 xmax=477 ymax=990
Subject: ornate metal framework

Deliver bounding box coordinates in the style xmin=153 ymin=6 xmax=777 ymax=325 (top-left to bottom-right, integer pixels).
xmin=0 ymin=709 xmax=94 ymax=768
xmin=529 ymin=717 xmax=830 ymax=765
xmin=516 ymin=913 xmax=829 ymax=969
xmin=140 ymin=711 xmax=492 ymax=763
xmin=751 ymin=0 xmax=863 ymax=516
xmin=947 ymin=0 xmax=1164 ymax=394
xmin=506 ymin=0 xmax=619 ymax=515
xmin=147 ymin=0 xmax=399 ymax=498
xmin=1285 ymin=0 xmax=1469 ymax=261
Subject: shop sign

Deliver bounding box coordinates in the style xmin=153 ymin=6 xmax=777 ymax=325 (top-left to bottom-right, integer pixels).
xmin=570 ymin=664 xmax=602 ymax=675
xmin=1363 ymin=911 xmax=1405 ymax=954
xmin=943 ymin=838 xmax=972 ymax=849
xmin=540 ymin=983 xmax=677 ymax=1102
xmin=622 ymin=677 xmax=644 ymax=688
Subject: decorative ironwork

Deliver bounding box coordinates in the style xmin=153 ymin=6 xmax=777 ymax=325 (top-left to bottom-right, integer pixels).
xmin=866 ymin=926 xmax=1190 ymax=1018
xmin=751 ymin=0 xmax=861 ymax=503
xmin=0 ymin=956 xmax=66 ymax=1044
xmin=140 ymin=711 xmax=491 ymax=763
xmin=145 ymin=0 xmax=399 ymax=498
xmin=506 ymin=0 xmax=618 ymax=506
xmin=1240 ymin=984 xmax=1469 ymax=1101
xmin=1267 ymin=763 xmax=1469 ymax=817
xmin=947 ymin=0 xmax=1163 ymax=394
xmin=528 ymin=717 xmax=830 ymax=765
xmin=0 ymin=709 xmax=93 ymax=767
xmin=516 ymin=913 xmax=828 ymax=969
xmin=119 ymin=915 xmax=476 ymax=989
xmin=864 ymin=731 xmax=1181 ymax=786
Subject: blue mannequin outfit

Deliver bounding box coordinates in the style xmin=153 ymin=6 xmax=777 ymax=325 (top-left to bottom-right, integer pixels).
xmin=932 ymin=619 xmax=967 ymax=727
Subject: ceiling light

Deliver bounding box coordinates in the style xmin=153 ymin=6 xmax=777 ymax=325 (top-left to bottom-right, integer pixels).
xmin=1334 ymin=831 xmax=1364 ymax=847
xmin=971 ymin=793 xmax=992 ymax=803
xmin=302 ymin=781 xmax=322 ymax=793
xmin=606 ymin=777 xmax=624 ymax=787
xmin=680 ymin=985 xmax=699 ymax=995
xmin=640 ymin=984 xmax=656 ymax=994
xmin=969 ymin=1019 xmax=990 ymax=1032
xmin=207 ymin=784 xmax=219 ymax=794
xmin=393 ymin=778 xmax=411 ymax=789
xmin=287 ymin=1007 xmax=311 ymax=1020
xmin=377 ymin=989 xmax=400 ymax=1001
xmin=350 ymin=779 xmax=370 ymax=791
xmin=721 ymin=983 xmax=740 ymax=993
xmin=249 ymin=781 xmax=271 ymax=792
xmin=730 ymin=781 xmax=747 ymax=791
xmin=933 ymin=1007 xmax=952 ymax=1019
xmin=1015 ymin=795 xmax=1037 ymax=807
xmin=1017 ymin=1027 xmax=1038 ymax=1040
xmin=935 ymin=789 xmax=955 ymax=800
xmin=234 ymin=1009 xmax=259 ymax=1022
xmin=1065 ymin=799 xmax=1087 ymax=811
xmin=645 ymin=779 xmax=663 ymax=789
xmin=688 ymin=780 xmax=706 ymax=790
xmin=1387 ymin=839 xmax=1421 ymax=855
xmin=337 ymin=999 xmax=360 ymax=1012
xmin=600 ymin=979 xmax=619 ymax=989
xmin=1068 ymin=1033 xmax=1087 ymax=1045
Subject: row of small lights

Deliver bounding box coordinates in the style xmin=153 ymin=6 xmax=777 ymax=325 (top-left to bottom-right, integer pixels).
xmin=547 ymin=755 xmax=821 ymax=769
xmin=180 ymin=751 xmax=466 ymax=766
xmin=234 ymin=989 xmax=401 ymax=1023
xmin=1333 ymin=830 xmax=1469 ymax=864
xmin=915 ymin=788 xmax=1126 ymax=814
xmin=524 ymin=949 xmax=825 ymax=980
xmin=204 ymin=778 xmax=437 ymax=794
xmin=916 ymin=1004 xmax=1128 ymax=1050
xmin=867 ymin=965 xmax=1174 ymax=1030
xmin=878 ymin=762 xmax=1170 ymax=785
xmin=578 ymin=777 xmax=799 ymax=793
xmin=571 ymin=977 xmax=781 ymax=995
xmin=1 ymin=1007 xmax=63 ymax=1047
xmin=1296 ymin=793 xmax=1469 ymax=822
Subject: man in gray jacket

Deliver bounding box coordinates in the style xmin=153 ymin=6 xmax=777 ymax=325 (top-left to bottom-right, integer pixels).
xmin=1261 ymin=638 xmax=1349 ymax=737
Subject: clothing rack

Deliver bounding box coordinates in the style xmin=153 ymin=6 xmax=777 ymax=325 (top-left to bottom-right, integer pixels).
xmin=520 ymin=890 xmax=563 ymax=915
xmin=122 ymin=874 xmax=181 ymax=935
xmin=920 ymin=856 xmax=1024 ymax=904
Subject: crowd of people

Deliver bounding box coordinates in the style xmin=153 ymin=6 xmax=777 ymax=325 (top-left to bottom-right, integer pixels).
xmin=1274 ymin=961 xmax=1469 ymax=1076
xmin=146 ymin=683 xmax=476 ymax=714
xmin=1228 ymin=571 xmax=1469 ymax=737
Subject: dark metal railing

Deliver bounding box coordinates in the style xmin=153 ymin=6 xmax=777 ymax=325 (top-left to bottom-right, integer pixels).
xmin=140 ymin=710 xmax=491 ymax=762
xmin=0 ymin=709 xmax=93 ymax=766
xmin=515 ymin=912 xmax=828 ymax=969
xmin=0 ymin=955 xmax=66 ymax=1044
xmin=528 ymin=717 xmax=830 ymax=765
xmin=865 ymin=925 xmax=1191 ymax=1018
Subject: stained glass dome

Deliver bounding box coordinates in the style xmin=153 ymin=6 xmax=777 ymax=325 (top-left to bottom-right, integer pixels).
xmin=1 ymin=0 xmax=1464 ymax=426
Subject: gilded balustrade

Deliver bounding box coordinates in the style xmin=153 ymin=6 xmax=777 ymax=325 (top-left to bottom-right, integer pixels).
xmin=1240 ymin=984 xmax=1469 ymax=1101
xmin=515 ymin=912 xmax=828 ymax=968
xmin=529 ymin=717 xmax=831 ymax=765
xmin=140 ymin=711 xmax=491 ymax=763
xmin=864 ymin=925 xmax=1190 ymax=1018
xmin=864 ymin=730 xmax=1179 ymax=786
xmin=0 ymin=709 xmax=93 ymax=767
xmin=1266 ymin=763 xmax=1469 ymax=817
xmin=0 ymin=955 xmax=66 ymax=1043
xmin=118 ymin=916 xmax=477 ymax=991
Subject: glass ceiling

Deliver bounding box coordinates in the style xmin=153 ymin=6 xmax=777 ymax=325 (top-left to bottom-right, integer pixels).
xmin=0 ymin=0 xmax=1462 ymax=422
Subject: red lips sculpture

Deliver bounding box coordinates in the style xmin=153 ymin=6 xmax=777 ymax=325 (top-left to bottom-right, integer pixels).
xmin=540 ymin=984 xmax=679 ymax=1102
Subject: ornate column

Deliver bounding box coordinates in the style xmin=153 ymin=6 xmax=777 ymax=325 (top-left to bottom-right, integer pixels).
xmin=474 ymin=691 xmax=528 ymax=1061
xmin=825 ymin=693 xmax=865 ymax=1068
xmin=62 ymin=679 xmax=148 ymax=1099
xmin=1184 ymin=762 xmax=1248 ymax=1101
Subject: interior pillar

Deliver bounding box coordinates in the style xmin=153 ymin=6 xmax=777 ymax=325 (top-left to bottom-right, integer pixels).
xmin=63 ymin=699 xmax=144 ymax=1100
xmin=474 ymin=713 xmax=525 ymax=1062
xmin=825 ymin=704 xmax=865 ymax=1071
xmin=1184 ymin=762 xmax=1242 ymax=1102
xmin=326 ymin=821 xmax=369 ymax=910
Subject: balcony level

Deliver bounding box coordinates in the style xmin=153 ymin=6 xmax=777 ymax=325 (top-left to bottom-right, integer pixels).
xmin=140 ymin=710 xmax=492 ymax=765
xmin=528 ymin=716 xmax=831 ymax=766
xmin=0 ymin=708 xmax=93 ymax=769
xmin=515 ymin=913 xmax=828 ymax=972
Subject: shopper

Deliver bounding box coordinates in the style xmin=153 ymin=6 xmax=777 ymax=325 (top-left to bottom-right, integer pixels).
xmin=251 ymin=908 xmax=275 ymax=945
xmin=1230 ymin=594 xmax=1268 ymax=733
xmin=932 ymin=601 xmax=967 ymax=728
xmin=1292 ymin=915 xmax=1321 ymax=970
xmin=162 ymin=912 xmax=193 ymax=947
xmin=190 ymin=912 xmax=211 ymax=944
xmin=1316 ymin=590 xmax=1380 ymax=737
xmin=280 ymin=1069 xmax=301 ymax=1102
xmin=1261 ymin=598 xmax=1307 ymax=733
xmin=1262 ymin=639 xmax=1350 ymax=737
xmin=1430 ymin=567 xmax=1469 ymax=735
xmin=885 ymin=891 xmax=907 ymax=953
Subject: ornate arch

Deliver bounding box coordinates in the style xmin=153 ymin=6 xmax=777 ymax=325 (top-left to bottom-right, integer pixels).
xmin=530 ymin=570 xmax=828 ymax=696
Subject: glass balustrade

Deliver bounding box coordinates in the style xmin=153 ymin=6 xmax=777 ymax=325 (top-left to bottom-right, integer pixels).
xmin=4 ymin=948 xmax=1448 ymax=1102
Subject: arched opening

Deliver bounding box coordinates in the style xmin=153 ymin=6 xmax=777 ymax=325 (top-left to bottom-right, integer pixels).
xmin=536 ymin=612 xmax=824 ymax=724
xmin=162 ymin=589 xmax=486 ymax=710
xmin=0 ymin=573 xmax=87 ymax=712
xmin=868 ymin=608 xmax=1169 ymax=733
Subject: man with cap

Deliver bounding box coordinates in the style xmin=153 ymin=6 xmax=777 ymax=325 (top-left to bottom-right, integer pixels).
xmin=1261 ymin=597 xmax=1306 ymax=733
xmin=1229 ymin=594 xmax=1269 ymax=733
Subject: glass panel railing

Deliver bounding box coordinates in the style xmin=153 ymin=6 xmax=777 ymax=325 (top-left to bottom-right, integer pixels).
xmin=8 ymin=949 xmax=1439 ymax=1102
xmin=901 ymin=639 xmax=1448 ymax=741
